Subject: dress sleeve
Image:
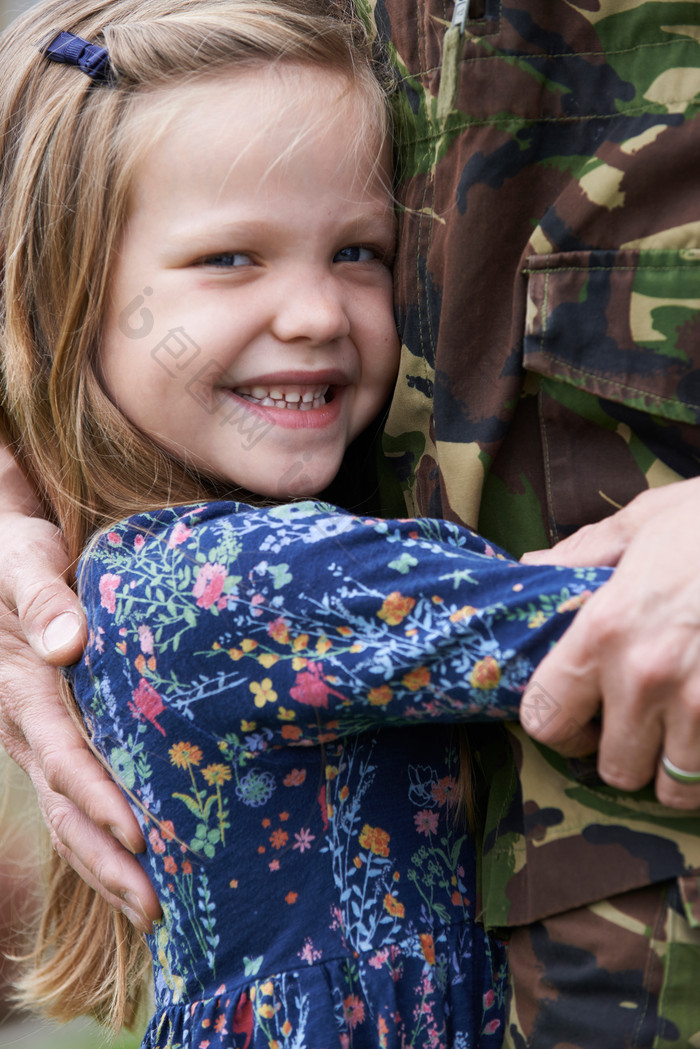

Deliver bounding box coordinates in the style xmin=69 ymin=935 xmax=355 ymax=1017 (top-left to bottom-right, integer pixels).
xmin=73 ymin=500 xmax=611 ymax=745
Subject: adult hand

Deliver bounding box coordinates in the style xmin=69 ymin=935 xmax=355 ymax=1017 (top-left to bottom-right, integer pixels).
xmin=520 ymin=479 xmax=700 ymax=809
xmin=0 ymin=508 xmax=161 ymax=931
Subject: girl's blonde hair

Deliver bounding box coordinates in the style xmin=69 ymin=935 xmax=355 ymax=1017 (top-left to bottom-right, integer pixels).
xmin=0 ymin=0 xmax=390 ymax=1030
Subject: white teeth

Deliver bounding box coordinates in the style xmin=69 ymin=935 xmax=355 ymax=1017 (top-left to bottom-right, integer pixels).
xmin=234 ymin=384 xmax=330 ymax=410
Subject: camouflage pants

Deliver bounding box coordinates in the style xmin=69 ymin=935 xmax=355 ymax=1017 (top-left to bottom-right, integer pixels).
xmin=503 ymin=876 xmax=700 ymax=1049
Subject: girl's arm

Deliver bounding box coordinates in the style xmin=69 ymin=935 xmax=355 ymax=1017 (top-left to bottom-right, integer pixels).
xmin=73 ymin=500 xmax=612 ymax=746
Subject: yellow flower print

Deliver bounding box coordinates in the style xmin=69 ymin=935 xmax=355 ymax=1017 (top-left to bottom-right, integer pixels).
xmin=277 ymin=707 xmax=296 ymax=721
xmin=469 ymin=656 xmax=501 ymax=690
xmin=229 ymin=647 xmax=243 ymax=661
xmin=241 ymin=639 xmax=258 ymax=652
xmin=291 ymin=656 xmax=307 ymax=671
xmin=449 ymin=604 xmax=477 ymax=623
xmin=528 ymin=610 xmax=548 ymax=629
xmin=316 ymin=636 xmax=332 ymax=655
xmin=241 ymin=720 xmax=256 ymax=732
xmin=250 ymin=678 xmax=278 ymax=708
xmin=258 ymin=1003 xmax=275 ymax=1019
xmin=292 ymin=634 xmax=309 ymax=651
xmin=359 ymin=824 xmax=390 ymax=857
xmin=258 ymin=652 xmax=279 ymax=669
xmin=169 ymin=742 xmax=203 ymax=769
xmin=377 ymin=592 xmax=416 ymax=626
xmin=201 ymin=763 xmax=232 ymax=786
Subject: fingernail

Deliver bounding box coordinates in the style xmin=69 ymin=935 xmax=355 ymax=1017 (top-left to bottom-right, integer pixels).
xmin=41 ymin=611 xmax=83 ymax=656
xmin=110 ymin=825 xmax=142 ymax=855
xmin=122 ymin=904 xmax=152 ymax=935
xmin=122 ymin=893 xmax=153 ymax=935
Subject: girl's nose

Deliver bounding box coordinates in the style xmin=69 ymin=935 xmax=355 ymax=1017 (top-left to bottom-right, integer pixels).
xmin=270 ymin=272 xmax=350 ymax=346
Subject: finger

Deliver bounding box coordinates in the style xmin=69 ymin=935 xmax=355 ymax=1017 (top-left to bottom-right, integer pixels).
xmin=520 ymin=628 xmax=602 ymax=757
xmin=653 ymin=703 xmax=700 ymax=810
xmin=0 ymin=517 xmax=87 ymax=663
xmin=42 ymin=788 xmax=162 ymax=931
xmin=521 ymin=517 xmax=627 ymax=568
xmin=18 ymin=693 xmax=146 ymax=856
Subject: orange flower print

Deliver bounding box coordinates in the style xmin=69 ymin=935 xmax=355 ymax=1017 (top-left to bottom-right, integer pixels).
xmin=402 ymin=666 xmax=430 ymax=691
xmin=557 ymin=590 xmax=592 ymax=614
xmin=163 ymin=855 xmax=178 ymax=875
xmin=359 ymin=824 xmax=390 ymax=857
xmin=469 ymin=656 xmax=501 ymax=690
xmin=160 ymin=820 xmax=176 ymax=841
xmin=449 ymin=604 xmax=476 ymax=623
xmin=169 ymin=742 xmax=203 ymax=769
xmin=285 ymin=892 xmax=298 ymax=905
xmin=368 ymin=685 xmax=392 ymax=707
xmin=419 ymin=933 xmax=435 ymax=965
xmin=432 ymin=776 xmax=457 ymax=807
xmin=383 ymin=893 xmax=405 ymax=918
xmin=343 ymin=995 xmax=366 ymax=1029
xmin=201 ymin=763 xmax=232 ymax=786
xmin=281 ymin=1021 xmax=292 ymax=1037
xmin=283 ymin=768 xmax=307 ymax=787
xmin=270 ymin=829 xmax=289 ymax=850
xmin=377 ymin=592 xmax=415 ymax=626
xmin=281 ymin=724 xmax=302 ymax=741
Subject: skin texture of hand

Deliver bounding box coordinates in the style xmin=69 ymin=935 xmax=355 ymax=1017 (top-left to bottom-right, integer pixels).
xmin=0 ymin=473 xmax=161 ymax=930
xmin=520 ymin=479 xmax=700 ymax=809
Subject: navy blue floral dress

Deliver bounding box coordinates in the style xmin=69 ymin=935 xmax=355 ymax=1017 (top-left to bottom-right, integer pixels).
xmin=68 ymin=501 xmax=612 ymax=1049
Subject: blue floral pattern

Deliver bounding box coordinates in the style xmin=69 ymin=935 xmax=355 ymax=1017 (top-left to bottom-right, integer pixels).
xmin=68 ymin=501 xmax=612 ymax=1049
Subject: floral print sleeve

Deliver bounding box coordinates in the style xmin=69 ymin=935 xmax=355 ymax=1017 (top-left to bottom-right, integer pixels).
xmin=69 ymin=501 xmax=612 ymax=1049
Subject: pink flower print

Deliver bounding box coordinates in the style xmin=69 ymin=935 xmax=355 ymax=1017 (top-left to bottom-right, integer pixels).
xmin=414 ymin=809 xmax=439 ymax=837
xmin=129 ymin=677 xmax=166 ymax=735
xmin=107 ymin=532 xmax=122 ymax=546
xmin=193 ymin=562 xmax=227 ymax=609
xmin=134 ymin=534 xmax=145 ymax=551
xmin=168 ymin=521 xmax=192 ymax=548
xmin=149 ymin=828 xmax=165 ymax=854
xmin=99 ymin=573 xmax=121 ymax=614
xmin=368 ymin=949 xmax=388 ymax=969
xmin=138 ymin=624 xmax=154 ymax=655
xmin=483 ymin=989 xmax=495 ymax=1009
xmin=483 ymin=1019 xmax=501 ymax=1035
xmin=293 ymin=828 xmax=315 ymax=852
xmin=290 ymin=663 xmax=346 ymax=709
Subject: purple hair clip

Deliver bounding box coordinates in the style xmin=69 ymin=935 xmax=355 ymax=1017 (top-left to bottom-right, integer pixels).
xmin=41 ymin=30 xmax=113 ymax=84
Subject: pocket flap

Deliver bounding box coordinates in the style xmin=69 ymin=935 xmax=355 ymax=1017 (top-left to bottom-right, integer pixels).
xmin=524 ymin=249 xmax=700 ymax=425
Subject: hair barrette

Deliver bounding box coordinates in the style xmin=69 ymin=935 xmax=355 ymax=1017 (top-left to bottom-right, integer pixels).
xmin=41 ymin=30 xmax=113 ymax=84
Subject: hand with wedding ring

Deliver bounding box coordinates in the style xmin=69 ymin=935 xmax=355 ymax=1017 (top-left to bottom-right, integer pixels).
xmin=521 ymin=478 xmax=700 ymax=809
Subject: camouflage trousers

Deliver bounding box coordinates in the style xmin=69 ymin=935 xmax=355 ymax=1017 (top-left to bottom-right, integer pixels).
xmin=503 ymin=875 xmax=700 ymax=1049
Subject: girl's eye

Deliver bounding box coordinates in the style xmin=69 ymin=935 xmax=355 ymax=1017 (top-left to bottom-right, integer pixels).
xmin=201 ymin=252 xmax=253 ymax=268
xmin=333 ymin=246 xmax=376 ymax=264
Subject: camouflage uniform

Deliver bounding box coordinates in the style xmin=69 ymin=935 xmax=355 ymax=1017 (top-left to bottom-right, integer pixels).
xmin=373 ymin=1 xmax=700 ymax=1045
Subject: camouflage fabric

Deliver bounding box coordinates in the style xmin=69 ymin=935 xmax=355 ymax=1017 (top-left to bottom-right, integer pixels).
xmin=373 ymin=0 xmax=700 ymax=944
xmin=504 ymin=876 xmax=700 ymax=1048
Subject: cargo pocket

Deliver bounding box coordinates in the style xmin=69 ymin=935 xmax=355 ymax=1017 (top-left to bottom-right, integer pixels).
xmin=522 ymin=248 xmax=700 ymax=541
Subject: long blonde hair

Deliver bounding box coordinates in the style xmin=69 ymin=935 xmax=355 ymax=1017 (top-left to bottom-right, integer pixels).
xmin=0 ymin=0 xmax=391 ymax=1030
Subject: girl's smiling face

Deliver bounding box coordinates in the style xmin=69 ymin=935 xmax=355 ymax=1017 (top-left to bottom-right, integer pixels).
xmin=100 ymin=64 xmax=398 ymax=498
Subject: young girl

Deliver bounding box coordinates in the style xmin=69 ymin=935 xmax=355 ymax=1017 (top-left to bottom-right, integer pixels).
xmin=0 ymin=1 xmax=613 ymax=1046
